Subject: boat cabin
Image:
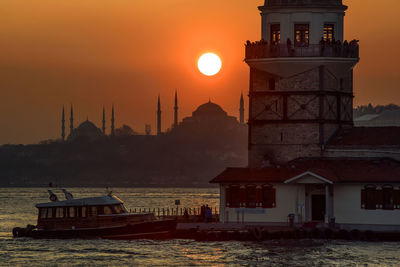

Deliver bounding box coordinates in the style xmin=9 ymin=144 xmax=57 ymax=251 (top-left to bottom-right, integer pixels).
xmin=35 ymin=195 xmax=154 ymax=230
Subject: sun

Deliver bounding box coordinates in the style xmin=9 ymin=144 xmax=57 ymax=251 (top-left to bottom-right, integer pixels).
xmin=197 ymin=53 xmax=222 ymax=76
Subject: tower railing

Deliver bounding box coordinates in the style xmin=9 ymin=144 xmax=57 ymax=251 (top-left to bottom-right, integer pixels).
xmin=245 ymin=41 xmax=359 ymax=60
xmin=264 ymin=0 xmax=343 ymax=6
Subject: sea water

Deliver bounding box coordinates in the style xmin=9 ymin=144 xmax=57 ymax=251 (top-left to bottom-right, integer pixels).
xmin=1 ymin=187 xmax=400 ymax=266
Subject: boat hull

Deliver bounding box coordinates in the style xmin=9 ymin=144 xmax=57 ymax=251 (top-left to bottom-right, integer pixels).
xmin=13 ymin=219 xmax=177 ymax=240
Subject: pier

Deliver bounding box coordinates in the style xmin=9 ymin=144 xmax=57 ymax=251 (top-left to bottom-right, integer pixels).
xmin=129 ymin=208 xmax=400 ymax=242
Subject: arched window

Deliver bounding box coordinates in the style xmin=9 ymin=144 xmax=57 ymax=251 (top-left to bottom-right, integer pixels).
xmin=383 ymin=184 xmax=394 ymax=210
xmin=246 ymin=185 xmax=257 ymax=208
xmin=361 ymin=184 xmax=377 ymax=210
xmin=268 ymin=78 xmax=276 ymax=90
xmin=262 ymin=185 xmax=276 ymax=208
xmin=226 ymin=185 xmax=241 ymax=208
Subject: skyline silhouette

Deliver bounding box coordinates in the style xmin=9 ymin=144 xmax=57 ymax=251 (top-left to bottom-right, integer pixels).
xmin=1 ymin=0 xmax=399 ymax=144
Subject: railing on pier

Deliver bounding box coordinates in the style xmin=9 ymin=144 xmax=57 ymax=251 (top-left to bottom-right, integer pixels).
xmin=129 ymin=207 xmax=220 ymax=223
xmin=245 ymin=42 xmax=359 ymax=60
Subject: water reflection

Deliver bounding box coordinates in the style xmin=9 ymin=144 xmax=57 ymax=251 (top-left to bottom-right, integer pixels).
xmin=2 ymin=188 xmax=400 ymax=266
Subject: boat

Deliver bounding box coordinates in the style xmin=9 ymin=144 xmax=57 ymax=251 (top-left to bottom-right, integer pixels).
xmin=12 ymin=189 xmax=177 ymax=240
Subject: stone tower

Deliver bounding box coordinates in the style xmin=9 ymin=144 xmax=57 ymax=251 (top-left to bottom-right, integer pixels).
xmin=240 ymin=93 xmax=245 ymax=124
xmin=246 ymin=0 xmax=359 ymax=167
xmin=61 ymin=106 xmax=65 ymax=141
xmin=157 ymin=95 xmax=162 ymax=135
xmin=174 ymin=90 xmax=178 ymax=128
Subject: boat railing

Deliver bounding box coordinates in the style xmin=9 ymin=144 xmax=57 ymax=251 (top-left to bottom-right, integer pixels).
xmin=129 ymin=207 xmax=220 ymax=222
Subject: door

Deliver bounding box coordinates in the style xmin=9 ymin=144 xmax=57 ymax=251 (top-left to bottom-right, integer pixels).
xmin=311 ymin=195 xmax=325 ymax=221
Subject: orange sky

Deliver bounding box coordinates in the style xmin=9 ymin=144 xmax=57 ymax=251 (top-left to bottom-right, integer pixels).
xmin=1 ymin=0 xmax=399 ymax=144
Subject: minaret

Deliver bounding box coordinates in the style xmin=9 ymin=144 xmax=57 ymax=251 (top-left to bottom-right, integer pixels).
xmin=61 ymin=106 xmax=65 ymax=141
xmin=157 ymin=95 xmax=162 ymax=136
xmin=174 ymin=90 xmax=178 ymax=128
xmin=239 ymin=93 xmax=245 ymax=124
xmin=69 ymin=105 xmax=74 ymax=135
xmin=246 ymin=0 xmax=359 ymax=167
xmin=102 ymin=106 xmax=106 ymax=134
xmin=111 ymin=105 xmax=115 ymax=137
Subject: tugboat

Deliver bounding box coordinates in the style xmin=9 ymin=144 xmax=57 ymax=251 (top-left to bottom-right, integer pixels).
xmin=12 ymin=189 xmax=177 ymax=240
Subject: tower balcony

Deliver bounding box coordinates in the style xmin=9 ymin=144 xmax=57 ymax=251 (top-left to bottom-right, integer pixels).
xmin=245 ymin=41 xmax=359 ymax=60
xmin=263 ymin=0 xmax=344 ymax=7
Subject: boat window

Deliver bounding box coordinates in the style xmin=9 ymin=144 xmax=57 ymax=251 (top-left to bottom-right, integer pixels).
xmin=55 ymin=207 xmax=64 ymax=218
xmin=81 ymin=207 xmax=87 ymax=217
xmin=88 ymin=206 xmax=97 ymax=217
xmin=68 ymin=207 xmax=76 ymax=218
xmin=97 ymin=206 xmax=104 ymax=215
xmin=113 ymin=204 xmax=126 ymax=214
xmin=49 ymin=208 xmax=55 ymax=218
xmin=40 ymin=208 xmax=47 ymax=219
xmin=103 ymin=206 xmax=113 ymax=215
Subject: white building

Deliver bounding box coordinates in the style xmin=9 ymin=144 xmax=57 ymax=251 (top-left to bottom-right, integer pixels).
xmin=211 ymin=0 xmax=400 ymax=231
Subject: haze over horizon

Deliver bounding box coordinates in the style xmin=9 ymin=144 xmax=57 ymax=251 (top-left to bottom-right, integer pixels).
xmin=1 ymin=0 xmax=399 ymax=144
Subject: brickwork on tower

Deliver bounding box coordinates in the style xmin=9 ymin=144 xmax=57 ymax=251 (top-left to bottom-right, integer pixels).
xmin=248 ymin=64 xmax=355 ymax=167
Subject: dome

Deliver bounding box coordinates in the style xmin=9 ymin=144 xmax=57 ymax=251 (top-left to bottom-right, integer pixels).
xmin=192 ymin=101 xmax=227 ymax=117
xmin=77 ymin=120 xmax=100 ymax=131
xmin=67 ymin=120 xmax=104 ymax=141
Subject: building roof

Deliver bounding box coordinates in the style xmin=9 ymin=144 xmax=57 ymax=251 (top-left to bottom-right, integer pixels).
xmin=192 ymin=101 xmax=227 ymax=118
xmin=36 ymin=195 xmax=123 ymax=208
xmin=328 ymin=127 xmax=400 ymax=146
xmin=210 ymin=158 xmax=400 ymax=184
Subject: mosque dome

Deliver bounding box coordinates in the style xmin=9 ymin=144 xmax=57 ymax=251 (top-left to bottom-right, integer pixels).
xmin=192 ymin=101 xmax=227 ymax=118
xmin=67 ymin=120 xmax=104 ymax=141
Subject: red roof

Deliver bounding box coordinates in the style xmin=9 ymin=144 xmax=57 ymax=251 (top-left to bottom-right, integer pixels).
xmin=329 ymin=127 xmax=400 ymax=146
xmin=210 ymin=158 xmax=400 ymax=184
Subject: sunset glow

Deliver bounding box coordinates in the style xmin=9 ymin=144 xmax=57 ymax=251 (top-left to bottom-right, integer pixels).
xmin=197 ymin=53 xmax=222 ymax=76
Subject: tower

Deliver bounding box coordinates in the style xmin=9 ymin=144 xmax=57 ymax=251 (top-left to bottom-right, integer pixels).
xmin=174 ymin=90 xmax=178 ymax=128
xmin=157 ymin=95 xmax=162 ymax=135
xmin=102 ymin=106 xmax=106 ymax=134
xmin=61 ymin=106 xmax=65 ymax=141
xmin=111 ymin=105 xmax=115 ymax=136
xmin=240 ymin=93 xmax=245 ymax=124
xmin=246 ymin=0 xmax=359 ymax=167
xmin=70 ymin=105 xmax=74 ymax=135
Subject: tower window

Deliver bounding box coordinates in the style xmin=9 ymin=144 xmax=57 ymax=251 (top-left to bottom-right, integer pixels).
xmin=270 ymin=24 xmax=280 ymax=44
xmin=324 ymin=24 xmax=335 ymax=42
xmin=268 ymin=78 xmax=276 ymax=90
xmin=295 ymin=24 xmax=309 ymax=47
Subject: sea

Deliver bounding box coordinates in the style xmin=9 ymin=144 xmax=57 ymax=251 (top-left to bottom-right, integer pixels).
xmin=1 ymin=187 xmax=400 ymax=266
